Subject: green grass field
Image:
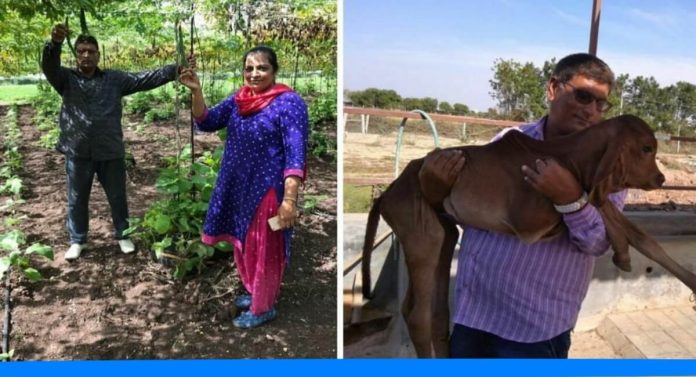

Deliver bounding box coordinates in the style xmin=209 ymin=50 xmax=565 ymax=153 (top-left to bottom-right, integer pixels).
xmin=344 ymin=184 xmax=375 ymax=213
xmin=0 ymin=84 xmax=38 ymax=105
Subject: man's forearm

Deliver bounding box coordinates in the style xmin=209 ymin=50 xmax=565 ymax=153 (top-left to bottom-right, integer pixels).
xmin=41 ymin=41 xmax=65 ymax=92
xmin=41 ymin=42 xmax=61 ymax=72
xmin=123 ymin=65 xmax=178 ymax=94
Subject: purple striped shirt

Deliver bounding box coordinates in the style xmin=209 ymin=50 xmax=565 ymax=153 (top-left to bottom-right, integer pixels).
xmin=451 ymin=117 xmax=626 ymax=342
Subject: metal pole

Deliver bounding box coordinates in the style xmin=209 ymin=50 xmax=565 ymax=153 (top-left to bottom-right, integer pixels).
xmin=589 ymin=0 xmax=602 ymax=55
xmin=2 ymin=269 xmax=11 ymax=356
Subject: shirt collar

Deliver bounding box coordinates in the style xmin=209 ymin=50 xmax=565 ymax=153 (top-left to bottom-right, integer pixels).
xmin=74 ymin=66 xmax=103 ymax=79
xmin=528 ymin=116 xmax=548 ymax=141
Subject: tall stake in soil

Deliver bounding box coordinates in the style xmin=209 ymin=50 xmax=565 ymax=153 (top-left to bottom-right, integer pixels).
xmin=189 ymin=7 xmax=196 ymax=201
xmin=173 ymin=20 xmax=184 ymax=187
xmin=1 ymin=268 xmax=11 ymax=356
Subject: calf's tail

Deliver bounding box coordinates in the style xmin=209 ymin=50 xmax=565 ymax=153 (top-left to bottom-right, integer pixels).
xmin=361 ymin=195 xmax=383 ymax=299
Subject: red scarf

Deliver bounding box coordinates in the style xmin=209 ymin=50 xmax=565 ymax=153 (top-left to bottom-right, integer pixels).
xmin=234 ymin=83 xmax=293 ymax=116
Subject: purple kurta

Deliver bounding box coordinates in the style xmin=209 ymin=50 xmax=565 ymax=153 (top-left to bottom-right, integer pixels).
xmin=452 ymin=117 xmax=626 ymax=342
xmin=195 ymin=91 xmax=308 ymax=258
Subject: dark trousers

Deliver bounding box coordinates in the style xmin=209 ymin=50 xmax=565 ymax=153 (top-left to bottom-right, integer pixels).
xmin=65 ymin=157 xmax=129 ymax=244
xmin=449 ymin=323 xmax=572 ymax=358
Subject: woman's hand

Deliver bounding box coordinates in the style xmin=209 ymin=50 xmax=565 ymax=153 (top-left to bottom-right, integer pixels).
xmin=277 ymin=199 xmax=299 ymax=229
xmin=178 ymin=67 xmax=201 ymax=91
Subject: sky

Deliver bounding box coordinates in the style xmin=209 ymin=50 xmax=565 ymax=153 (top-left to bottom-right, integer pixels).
xmin=343 ymin=0 xmax=696 ymax=112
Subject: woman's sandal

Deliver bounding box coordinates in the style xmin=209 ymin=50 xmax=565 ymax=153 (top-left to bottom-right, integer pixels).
xmin=234 ymin=294 xmax=252 ymax=310
xmin=232 ymin=308 xmax=277 ymax=328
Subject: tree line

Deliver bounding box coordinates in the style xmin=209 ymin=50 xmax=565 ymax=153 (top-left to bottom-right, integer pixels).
xmin=347 ymin=58 xmax=696 ymax=136
xmin=345 ymin=88 xmax=470 ymax=115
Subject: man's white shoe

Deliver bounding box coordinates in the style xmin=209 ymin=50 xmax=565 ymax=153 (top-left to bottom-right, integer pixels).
xmin=118 ymin=239 xmax=136 ymax=254
xmin=65 ymin=243 xmax=85 ymax=261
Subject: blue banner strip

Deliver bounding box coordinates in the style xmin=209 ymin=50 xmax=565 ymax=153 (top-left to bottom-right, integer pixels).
xmin=2 ymin=359 xmax=696 ymax=377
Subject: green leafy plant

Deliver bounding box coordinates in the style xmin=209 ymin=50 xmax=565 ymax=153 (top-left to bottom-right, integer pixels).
xmin=126 ymin=88 xmax=176 ymax=123
xmin=37 ymin=127 xmax=60 ymax=149
xmin=302 ymin=194 xmax=328 ymax=213
xmin=144 ymin=102 xmax=175 ymax=122
xmin=0 ymin=349 xmax=14 ymax=361
xmin=1 ymin=199 xmax=26 ymax=228
xmin=307 ymin=89 xmax=337 ymax=159
xmin=0 ymin=177 xmax=23 ymax=197
xmin=125 ymin=145 xmax=230 ymax=278
xmin=31 ymin=81 xmax=61 ymax=150
xmin=0 ymin=106 xmax=25 ymax=198
xmin=0 ymin=229 xmax=54 ymax=281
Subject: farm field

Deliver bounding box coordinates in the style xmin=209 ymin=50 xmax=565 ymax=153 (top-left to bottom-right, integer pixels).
xmin=0 ymin=85 xmax=39 ymax=105
xmin=0 ymin=103 xmax=337 ymax=359
xmin=0 ymin=0 xmax=337 ymax=361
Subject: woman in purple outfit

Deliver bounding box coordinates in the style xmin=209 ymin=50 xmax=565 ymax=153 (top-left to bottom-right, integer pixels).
xmin=179 ymin=46 xmax=308 ymax=328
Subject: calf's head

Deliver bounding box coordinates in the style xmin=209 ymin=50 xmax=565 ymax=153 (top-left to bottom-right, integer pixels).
xmin=589 ymin=115 xmax=665 ymax=206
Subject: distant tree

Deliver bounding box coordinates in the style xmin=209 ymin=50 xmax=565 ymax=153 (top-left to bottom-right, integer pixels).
xmin=401 ymin=97 xmax=421 ymax=110
xmin=480 ymin=107 xmax=500 ymax=119
xmin=603 ymin=74 xmax=695 ymax=136
xmin=606 ymin=73 xmax=630 ymax=118
xmin=375 ymin=89 xmax=402 ymax=109
xmin=622 ymin=76 xmax=671 ymax=131
xmin=348 ymin=90 xmax=369 ymax=107
xmin=349 ymin=88 xmax=401 ymax=108
xmin=541 ymin=58 xmax=556 ymax=84
xmin=438 ymin=101 xmax=452 ymax=113
xmin=671 ymin=81 xmax=696 ymax=135
xmin=452 ymin=103 xmax=470 ymax=115
xmin=489 ymin=58 xmax=548 ymax=121
xmin=420 ymin=97 xmax=438 ymax=113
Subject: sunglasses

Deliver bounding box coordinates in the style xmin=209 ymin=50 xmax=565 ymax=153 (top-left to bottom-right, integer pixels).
xmin=560 ymin=81 xmax=612 ymax=113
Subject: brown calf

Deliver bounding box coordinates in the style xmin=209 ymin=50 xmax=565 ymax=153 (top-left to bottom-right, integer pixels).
xmin=361 ymin=114 xmax=696 ymax=358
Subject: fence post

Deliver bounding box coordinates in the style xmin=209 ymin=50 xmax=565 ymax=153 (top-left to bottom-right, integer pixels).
xmin=360 ymin=114 xmax=371 ymax=134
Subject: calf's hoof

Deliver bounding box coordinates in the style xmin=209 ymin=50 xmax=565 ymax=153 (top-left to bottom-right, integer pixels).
xmin=612 ymin=254 xmax=632 ymax=272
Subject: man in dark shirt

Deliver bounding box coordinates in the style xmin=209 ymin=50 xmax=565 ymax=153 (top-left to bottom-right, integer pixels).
xmin=42 ymin=24 xmax=178 ymax=260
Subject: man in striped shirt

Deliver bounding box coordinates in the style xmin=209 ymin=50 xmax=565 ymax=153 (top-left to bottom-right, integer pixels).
xmin=419 ymin=53 xmax=623 ymax=358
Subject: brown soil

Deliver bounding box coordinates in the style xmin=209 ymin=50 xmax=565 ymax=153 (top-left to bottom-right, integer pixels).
xmin=0 ymin=105 xmax=337 ymax=360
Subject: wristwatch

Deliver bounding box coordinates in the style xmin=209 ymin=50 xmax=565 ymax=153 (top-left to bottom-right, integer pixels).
xmin=553 ymin=192 xmax=589 ymax=214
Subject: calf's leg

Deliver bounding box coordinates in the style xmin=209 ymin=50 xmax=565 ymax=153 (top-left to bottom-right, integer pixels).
xmin=431 ymin=218 xmax=459 ymax=358
xmin=398 ymin=220 xmax=446 ymax=358
xmin=599 ymin=203 xmax=633 ymax=272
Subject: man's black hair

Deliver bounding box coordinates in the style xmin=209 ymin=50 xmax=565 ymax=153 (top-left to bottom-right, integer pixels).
xmin=552 ymin=53 xmax=614 ymax=91
xmin=74 ymin=34 xmax=99 ymax=51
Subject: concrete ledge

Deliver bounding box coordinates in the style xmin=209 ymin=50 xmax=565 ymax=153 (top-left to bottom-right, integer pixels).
xmin=578 ymin=234 xmax=696 ymax=331
xmin=625 ymin=210 xmax=696 ymax=236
